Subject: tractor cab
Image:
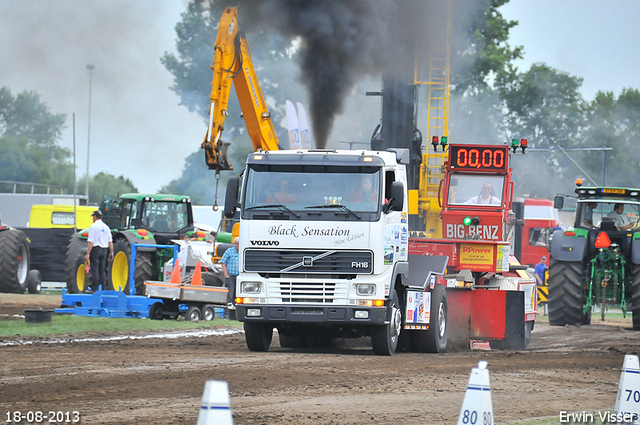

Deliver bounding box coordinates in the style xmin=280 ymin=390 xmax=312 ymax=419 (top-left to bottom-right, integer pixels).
xmin=557 ymin=191 xmax=640 ymax=258
xmin=100 ymin=194 xmax=194 ymax=245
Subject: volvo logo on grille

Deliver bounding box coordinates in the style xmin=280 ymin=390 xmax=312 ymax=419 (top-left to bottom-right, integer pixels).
xmin=351 ymin=262 xmax=369 ymax=268
xmin=303 ymin=256 xmax=313 ymax=267
xmin=250 ymin=240 xmax=280 ymax=246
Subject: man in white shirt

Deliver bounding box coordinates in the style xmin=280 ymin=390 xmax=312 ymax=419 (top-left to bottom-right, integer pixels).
xmin=606 ymin=203 xmax=634 ymax=231
xmin=464 ymin=182 xmax=501 ymax=205
xmin=85 ymin=210 xmax=114 ymax=292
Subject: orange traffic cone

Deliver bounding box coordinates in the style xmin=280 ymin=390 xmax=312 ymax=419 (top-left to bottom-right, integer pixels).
xmin=192 ymin=261 xmax=203 ymax=286
xmin=170 ymin=259 xmax=181 ymax=284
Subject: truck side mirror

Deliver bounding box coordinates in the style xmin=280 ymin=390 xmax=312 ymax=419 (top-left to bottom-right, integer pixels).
xmin=224 ymin=176 xmax=240 ymax=218
xmin=553 ymin=195 xmax=564 ymax=209
xmin=387 ymin=181 xmax=404 ymax=212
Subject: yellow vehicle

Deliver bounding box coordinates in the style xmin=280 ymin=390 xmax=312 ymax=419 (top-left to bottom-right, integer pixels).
xmin=28 ymin=205 xmax=94 ymax=229
xmin=202 ymin=6 xmax=281 ymax=172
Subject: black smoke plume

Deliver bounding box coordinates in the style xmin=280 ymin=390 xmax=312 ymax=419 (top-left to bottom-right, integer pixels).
xmin=237 ymin=0 xmax=431 ymax=148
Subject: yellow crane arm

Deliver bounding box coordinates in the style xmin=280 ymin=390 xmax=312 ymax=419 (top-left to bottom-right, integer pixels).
xmin=202 ymin=7 xmax=280 ymax=171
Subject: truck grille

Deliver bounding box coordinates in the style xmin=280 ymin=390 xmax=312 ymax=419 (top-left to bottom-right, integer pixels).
xmin=244 ymin=249 xmax=373 ymax=274
xmin=267 ymin=281 xmax=348 ymax=304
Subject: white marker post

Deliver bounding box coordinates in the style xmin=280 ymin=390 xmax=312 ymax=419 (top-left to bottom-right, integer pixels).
xmin=457 ymin=360 xmax=494 ymax=425
xmin=614 ymin=354 xmax=640 ymax=425
xmin=196 ymin=380 xmax=234 ymax=425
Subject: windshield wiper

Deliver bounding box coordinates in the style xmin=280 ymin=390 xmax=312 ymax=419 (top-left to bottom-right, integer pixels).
xmin=305 ymin=204 xmax=361 ymax=220
xmin=245 ymin=204 xmax=300 ymax=218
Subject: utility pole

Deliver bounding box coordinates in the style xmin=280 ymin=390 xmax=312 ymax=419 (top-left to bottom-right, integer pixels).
xmin=86 ymin=64 xmax=94 ymax=203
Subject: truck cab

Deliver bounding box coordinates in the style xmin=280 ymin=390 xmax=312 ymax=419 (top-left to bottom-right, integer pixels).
xmin=225 ymin=149 xmax=409 ymax=354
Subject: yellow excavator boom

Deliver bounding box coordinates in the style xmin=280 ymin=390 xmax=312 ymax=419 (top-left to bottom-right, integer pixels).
xmin=202 ymin=7 xmax=280 ymax=171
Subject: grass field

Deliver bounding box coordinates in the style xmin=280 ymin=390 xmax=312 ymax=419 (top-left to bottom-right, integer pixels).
xmin=0 ymin=315 xmax=242 ymax=338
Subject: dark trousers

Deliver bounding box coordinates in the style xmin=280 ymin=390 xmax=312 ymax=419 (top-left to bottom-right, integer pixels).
xmin=225 ymin=275 xmax=237 ymax=304
xmin=89 ymin=247 xmax=109 ymax=291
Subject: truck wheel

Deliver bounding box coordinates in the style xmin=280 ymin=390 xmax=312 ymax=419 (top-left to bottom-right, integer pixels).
xmin=184 ymin=306 xmax=202 ymax=321
xmin=371 ymin=289 xmax=401 ymax=356
xmin=244 ymin=322 xmax=273 ymax=352
xmin=278 ymin=329 xmax=306 ymax=348
xmin=149 ymin=302 xmax=164 ymax=320
xmin=548 ymin=259 xmax=585 ymax=326
xmin=412 ymin=284 xmax=448 ymax=353
xmin=631 ymin=264 xmax=640 ymax=330
xmin=0 ymin=229 xmax=30 ymax=293
xmin=109 ymin=240 xmax=153 ymax=295
xmin=524 ymin=321 xmax=533 ymax=347
xmin=27 ymin=270 xmax=42 ymax=294
xmin=202 ymin=304 xmax=216 ymax=321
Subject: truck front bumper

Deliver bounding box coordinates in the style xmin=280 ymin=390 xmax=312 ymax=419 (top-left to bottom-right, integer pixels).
xmin=236 ymin=304 xmax=386 ymax=324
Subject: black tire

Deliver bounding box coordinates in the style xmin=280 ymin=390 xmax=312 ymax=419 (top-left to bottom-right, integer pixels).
xmin=184 ymin=306 xmax=202 ymax=321
xmin=631 ymin=264 xmax=640 ymax=330
xmin=27 ymin=270 xmax=42 ymax=294
xmin=202 ymin=304 xmax=216 ymax=321
xmin=244 ymin=322 xmax=273 ymax=352
xmin=524 ymin=321 xmax=533 ymax=347
xmin=149 ymin=302 xmax=164 ymax=320
xmin=109 ymin=239 xmax=153 ymax=295
xmin=371 ymin=289 xmax=402 ymax=355
xmin=64 ymin=235 xmax=90 ymax=293
xmin=203 ymin=271 xmax=224 ymax=287
xmin=0 ymin=228 xmax=30 ymax=293
xmin=278 ymin=330 xmax=306 ymax=349
xmin=412 ymin=284 xmax=448 ymax=353
xmin=548 ymin=259 xmax=586 ymax=326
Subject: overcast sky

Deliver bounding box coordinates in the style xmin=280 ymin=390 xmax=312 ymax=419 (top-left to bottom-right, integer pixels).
xmin=0 ymin=0 xmax=202 ymax=194
xmin=501 ymin=0 xmax=640 ymax=101
xmin=1 ymin=1 xmax=640 ymax=194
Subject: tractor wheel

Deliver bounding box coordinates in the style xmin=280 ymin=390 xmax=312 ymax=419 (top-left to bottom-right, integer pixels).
xmin=244 ymin=322 xmax=273 ymax=352
xmin=548 ymin=259 xmax=586 ymax=326
xmin=411 ymin=284 xmax=448 ymax=353
xmin=65 ymin=235 xmax=90 ymax=293
xmin=109 ymin=240 xmax=153 ymax=295
xmin=371 ymin=289 xmax=402 ymax=356
xmin=27 ymin=269 xmax=42 ymax=294
xmin=0 ymin=229 xmax=30 ymax=293
xmin=631 ymin=264 xmax=640 ymax=330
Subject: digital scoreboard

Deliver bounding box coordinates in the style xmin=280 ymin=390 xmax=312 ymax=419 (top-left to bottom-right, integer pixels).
xmin=449 ymin=145 xmax=509 ymax=173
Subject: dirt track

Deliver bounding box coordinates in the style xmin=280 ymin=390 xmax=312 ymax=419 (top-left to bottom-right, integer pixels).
xmin=1 ymin=294 xmax=639 ymax=424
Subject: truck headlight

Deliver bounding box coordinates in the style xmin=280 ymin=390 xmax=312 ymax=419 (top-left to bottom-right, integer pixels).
xmin=356 ymin=283 xmax=376 ymax=296
xmin=241 ymin=281 xmax=262 ymax=294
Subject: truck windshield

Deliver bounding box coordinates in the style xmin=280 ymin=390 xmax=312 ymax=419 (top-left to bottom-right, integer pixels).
xmin=447 ymin=174 xmax=504 ymax=206
xmin=142 ymin=201 xmax=190 ymax=232
xmin=243 ymin=166 xmax=382 ymax=213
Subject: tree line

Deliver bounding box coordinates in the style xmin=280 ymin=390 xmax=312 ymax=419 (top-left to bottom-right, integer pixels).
xmin=3 ymin=0 xmax=638 ymax=204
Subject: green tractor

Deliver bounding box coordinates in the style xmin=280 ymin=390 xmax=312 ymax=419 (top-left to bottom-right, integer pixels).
xmin=549 ymin=185 xmax=640 ymax=329
xmin=65 ymin=194 xmax=195 ymax=295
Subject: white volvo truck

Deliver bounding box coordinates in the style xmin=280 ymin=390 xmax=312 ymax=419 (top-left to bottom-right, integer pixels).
xmin=223 ymin=148 xmax=438 ymax=355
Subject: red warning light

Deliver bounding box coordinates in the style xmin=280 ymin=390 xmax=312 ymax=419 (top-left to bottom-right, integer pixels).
xmin=594 ymin=232 xmax=611 ymax=248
